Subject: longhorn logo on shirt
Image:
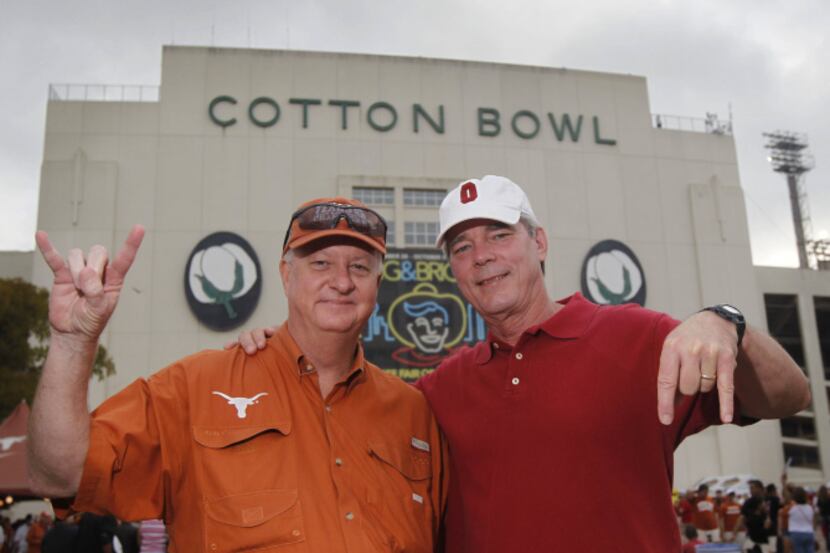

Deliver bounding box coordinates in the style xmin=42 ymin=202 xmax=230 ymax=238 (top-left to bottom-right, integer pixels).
xmin=212 ymin=391 xmax=268 ymax=418
xmin=0 ymin=435 xmax=25 ymax=452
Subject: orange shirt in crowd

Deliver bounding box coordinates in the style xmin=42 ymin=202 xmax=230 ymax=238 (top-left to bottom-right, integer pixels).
xmin=26 ymin=519 xmax=48 ymax=553
xmin=60 ymin=325 xmax=447 ymax=553
xmin=693 ymin=495 xmax=719 ymax=530
xmin=720 ymin=499 xmax=742 ymax=533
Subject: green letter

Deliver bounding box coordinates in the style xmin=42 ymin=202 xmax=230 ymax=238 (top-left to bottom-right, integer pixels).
xmin=248 ymin=97 xmax=280 ymax=128
xmin=209 ymin=95 xmax=237 ymax=128
xmin=478 ymin=108 xmax=500 ymax=137
xmin=547 ymin=113 xmax=583 ymax=142
xmin=413 ymin=104 xmax=445 ymax=134
xmin=289 ymin=98 xmax=322 ymax=129
xmin=593 ymin=116 xmax=617 ymax=146
xmin=367 ymin=102 xmax=398 ymax=132
xmin=328 ymin=100 xmax=360 ymax=130
xmin=511 ymin=110 xmax=540 ymax=139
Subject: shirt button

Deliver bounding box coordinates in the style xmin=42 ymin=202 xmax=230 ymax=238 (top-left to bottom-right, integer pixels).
xmin=292 ymin=529 xmax=301 ymax=537
xmin=335 ymin=457 xmax=343 ymax=466
xmin=493 ymin=342 xmax=499 ymax=349
xmin=325 ymin=405 xmax=332 ymax=412
xmin=345 ymin=512 xmax=355 ymax=521
xmin=511 ymin=377 xmax=520 ymax=386
xmin=515 ymin=352 xmax=523 ymax=360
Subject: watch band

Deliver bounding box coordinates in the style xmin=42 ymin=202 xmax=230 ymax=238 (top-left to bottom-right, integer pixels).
xmin=701 ymin=304 xmax=746 ymax=347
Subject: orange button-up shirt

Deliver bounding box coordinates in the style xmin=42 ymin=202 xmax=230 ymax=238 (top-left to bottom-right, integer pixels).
xmin=68 ymin=324 xmax=447 ymax=552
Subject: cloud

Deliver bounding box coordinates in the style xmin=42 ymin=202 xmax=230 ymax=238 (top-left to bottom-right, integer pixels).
xmin=0 ymin=0 xmax=827 ymax=263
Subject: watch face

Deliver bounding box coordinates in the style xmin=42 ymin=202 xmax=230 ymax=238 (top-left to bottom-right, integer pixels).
xmin=721 ymin=304 xmax=741 ymax=316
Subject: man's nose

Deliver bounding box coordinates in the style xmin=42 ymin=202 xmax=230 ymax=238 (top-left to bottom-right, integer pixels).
xmin=472 ymin=242 xmax=495 ymax=266
xmin=329 ymin=264 xmax=356 ymax=293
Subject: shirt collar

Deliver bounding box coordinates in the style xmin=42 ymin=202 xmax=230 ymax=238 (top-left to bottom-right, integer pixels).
xmin=273 ymin=323 xmax=367 ymax=387
xmin=474 ymin=292 xmax=598 ymax=364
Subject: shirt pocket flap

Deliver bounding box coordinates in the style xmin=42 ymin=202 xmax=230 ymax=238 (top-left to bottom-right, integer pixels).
xmin=368 ymin=439 xmax=431 ymax=481
xmin=193 ymin=423 xmax=292 ymax=448
xmin=205 ymin=489 xmax=299 ymax=528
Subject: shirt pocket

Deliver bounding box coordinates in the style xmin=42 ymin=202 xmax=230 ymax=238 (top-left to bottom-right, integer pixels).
xmin=192 ymin=423 xmax=305 ymax=552
xmin=203 ymin=489 xmax=306 ymax=552
xmin=192 ymin=423 xmax=295 ymax=495
xmin=364 ymin=439 xmax=434 ymax=553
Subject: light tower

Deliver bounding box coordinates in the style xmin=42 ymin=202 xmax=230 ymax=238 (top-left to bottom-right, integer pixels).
xmin=763 ymin=131 xmax=815 ymax=268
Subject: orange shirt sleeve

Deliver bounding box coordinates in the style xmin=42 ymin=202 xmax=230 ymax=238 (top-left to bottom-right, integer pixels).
xmin=70 ymin=377 xmax=169 ymax=521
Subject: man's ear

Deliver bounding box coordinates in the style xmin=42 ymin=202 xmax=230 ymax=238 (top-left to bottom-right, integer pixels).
xmin=534 ymin=227 xmax=549 ymax=262
xmin=279 ymin=257 xmax=290 ymax=290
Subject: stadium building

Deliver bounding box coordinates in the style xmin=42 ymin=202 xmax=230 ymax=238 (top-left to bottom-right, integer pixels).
xmin=3 ymin=45 xmax=829 ymax=490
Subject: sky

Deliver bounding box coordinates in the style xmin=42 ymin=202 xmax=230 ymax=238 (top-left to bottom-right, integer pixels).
xmin=1 ymin=0 xmax=827 ymax=267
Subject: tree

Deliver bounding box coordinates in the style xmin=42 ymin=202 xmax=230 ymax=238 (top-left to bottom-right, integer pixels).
xmin=0 ymin=278 xmax=115 ymax=419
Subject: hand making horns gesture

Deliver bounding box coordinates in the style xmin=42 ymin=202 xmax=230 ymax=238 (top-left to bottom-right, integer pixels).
xmin=35 ymin=225 xmax=145 ymax=342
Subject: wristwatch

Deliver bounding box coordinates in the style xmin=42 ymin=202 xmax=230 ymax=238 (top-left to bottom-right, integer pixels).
xmin=701 ymin=304 xmax=746 ymax=347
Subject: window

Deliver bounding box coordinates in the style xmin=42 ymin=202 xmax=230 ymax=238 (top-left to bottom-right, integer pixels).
xmin=763 ymin=294 xmax=806 ymax=370
xmin=814 ymin=297 xmax=830 ymax=380
xmin=386 ymin=220 xmax=396 ymax=246
xmin=353 ymin=187 xmax=394 ymax=206
xmin=780 ymin=416 xmax=817 ymax=440
xmin=404 ymin=221 xmax=440 ymax=246
xmin=783 ymin=443 xmax=821 ymax=470
xmin=403 ymin=189 xmax=446 ymax=207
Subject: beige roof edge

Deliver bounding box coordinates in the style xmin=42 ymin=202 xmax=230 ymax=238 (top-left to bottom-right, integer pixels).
xmin=161 ymin=44 xmax=647 ymax=82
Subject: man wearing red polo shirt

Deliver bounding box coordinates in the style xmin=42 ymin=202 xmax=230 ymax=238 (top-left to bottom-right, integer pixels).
xmin=419 ymin=176 xmax=808 ymax=552
xmin=236 ymin=176 xmax=811 ymax=552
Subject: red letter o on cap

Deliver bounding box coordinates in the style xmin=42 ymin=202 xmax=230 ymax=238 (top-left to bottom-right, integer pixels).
xmin=460 ymin=182 xmax=478 ymax=204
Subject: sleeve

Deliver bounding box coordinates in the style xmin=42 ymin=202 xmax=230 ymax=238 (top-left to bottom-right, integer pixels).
xmin=66 ymin=377 xmax=169 ymax=521
xmin=429 ymin=419 xmax=450 ymax=552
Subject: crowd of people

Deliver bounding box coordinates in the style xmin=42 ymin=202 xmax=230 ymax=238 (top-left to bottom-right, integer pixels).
xmin=676 ymin=478 xmax=830 ymax=553
xmin=0 ymin=514 xmax=166 ymax=553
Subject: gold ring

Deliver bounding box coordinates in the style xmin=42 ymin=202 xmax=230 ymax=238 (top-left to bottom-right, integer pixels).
xmin=700 ymin=373 xmax=716 ymax=381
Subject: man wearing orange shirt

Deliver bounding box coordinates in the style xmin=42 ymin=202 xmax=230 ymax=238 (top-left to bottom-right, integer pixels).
xmin=693 ymin=484 xmax=721 ymax=542
xmin=720 ymin=491 xmax=743 ymax=542
xmin=27 ymin=198 xmax=447 ymax=552
xmin=678 ymin=490 xmax=696 ymax=527
xmin=25 ymin=513 xmax=50 ymax=553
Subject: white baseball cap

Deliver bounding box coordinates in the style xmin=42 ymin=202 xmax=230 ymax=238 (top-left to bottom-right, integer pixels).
xmin=435 ymin=175 xmax=540 ymax=247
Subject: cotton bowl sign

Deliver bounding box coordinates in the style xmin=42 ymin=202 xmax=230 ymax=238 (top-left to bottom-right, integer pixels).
xmin=580 ymin=239 xmax=646 ymax=306
xmin=184 ymin=232 xmax=262 ymax=331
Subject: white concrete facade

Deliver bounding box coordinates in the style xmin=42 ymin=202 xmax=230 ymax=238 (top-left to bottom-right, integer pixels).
xmin=25 ymin=45 xmax=796 ymax=489
xmin=755 ymin=267 xmax=830 ymax=486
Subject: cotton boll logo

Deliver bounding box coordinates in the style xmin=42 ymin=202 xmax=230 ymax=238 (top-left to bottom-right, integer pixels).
xmin=184 ymin=232 xmax=262 ymax=331
xmin=580 ymin=240 xmax=646 ymax=306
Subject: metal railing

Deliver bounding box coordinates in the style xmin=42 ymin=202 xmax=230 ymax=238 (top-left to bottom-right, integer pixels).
xmin=651 ymin=113 xmax=732 ymax=135
xmin=48 ymin=83 xmax=160 ymax=102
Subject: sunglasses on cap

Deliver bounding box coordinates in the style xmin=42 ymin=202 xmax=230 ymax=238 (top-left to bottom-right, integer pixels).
xmin=282 ymin=202 xmax=388 ymax=249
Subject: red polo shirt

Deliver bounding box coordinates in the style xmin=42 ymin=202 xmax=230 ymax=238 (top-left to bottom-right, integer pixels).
xmin=418 ymin=293 xmax=750 ymax=553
